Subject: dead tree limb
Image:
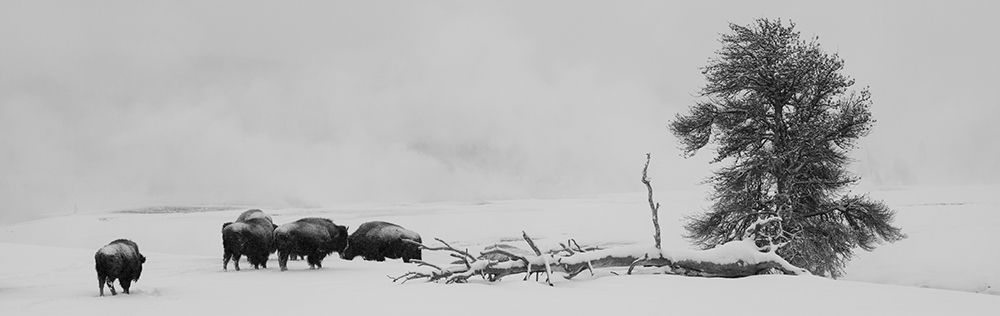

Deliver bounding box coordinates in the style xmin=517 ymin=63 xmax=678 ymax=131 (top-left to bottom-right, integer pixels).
xmin=388 ymin=155 xmax=810 ymax=285
xmin=521 ymin=231 xmax=553 ymax=286
xmin=626 ymin=253 xmax=650 ymax=275
xmin=390 ymin=237 xmax=809 ymax=285
xmin=642 ymin=153 xmax=662 ymax=250
xmin=521 ymin=231 xmax=542 ymax=255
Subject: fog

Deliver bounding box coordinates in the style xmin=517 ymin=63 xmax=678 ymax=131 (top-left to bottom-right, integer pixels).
xmin=1 ymin=0 xmax=997 ymax=223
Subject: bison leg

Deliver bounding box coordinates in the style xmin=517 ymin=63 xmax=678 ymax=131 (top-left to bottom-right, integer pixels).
xmin=317 ymin=253 xmax=328 ymax=268
xmin=98 ymin=274 xmax=106 ymax=296
xmin=232 ymin=253 xmax=242 ymax=271
xmin=106 ymin=279 xmax=117 ymax=296
xmin=307 ymin=254 xmax=324 ymax=269
xmin=363 ymin=249 xmax=377 ymax=261
xmin=223 ymin=252 xmax=232 ymax=270
xmin=371 ymin=249 xmax=386 ymax=262
xmin=278 ymin=251 xmax=289 ymax=271
xmin=252 ymin=254 xmax=264 ymax=269
xmin=121 ymin=279 xmax=132 ymax=294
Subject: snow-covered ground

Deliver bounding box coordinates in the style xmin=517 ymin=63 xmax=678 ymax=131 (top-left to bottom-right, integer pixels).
xmin=1 ymin=186 xmax=998 ymax=315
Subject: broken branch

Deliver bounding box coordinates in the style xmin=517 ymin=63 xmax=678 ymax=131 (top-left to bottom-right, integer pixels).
xmin=642 ymin=153 xmax=663 ymax=250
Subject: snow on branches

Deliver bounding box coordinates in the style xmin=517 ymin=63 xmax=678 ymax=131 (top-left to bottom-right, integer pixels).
xmin=389 ymin=231 xmax=808 ymax=285
xmin=389 ymin=154 xmax=810 ymax=285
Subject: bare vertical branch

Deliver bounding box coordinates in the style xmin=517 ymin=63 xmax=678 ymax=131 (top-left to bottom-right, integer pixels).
xmin=642 ymin=153 xmax=663 ymax=250
xmin=521 ymin=231 xmax=542 ymax=256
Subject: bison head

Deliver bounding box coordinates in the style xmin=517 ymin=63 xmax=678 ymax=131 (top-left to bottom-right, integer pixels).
xmin=340 ymin=241 xmax=357 ymax=260
xmin=331 ymin=224 xmax=349 ymax=254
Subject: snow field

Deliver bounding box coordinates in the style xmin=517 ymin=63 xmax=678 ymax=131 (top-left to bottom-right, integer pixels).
xmin=1 ymin=186 xmax=999 ymax=315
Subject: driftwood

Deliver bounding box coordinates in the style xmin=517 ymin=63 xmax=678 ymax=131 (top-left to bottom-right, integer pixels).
xmin=390 ymin=153 xmax=809 ymax=285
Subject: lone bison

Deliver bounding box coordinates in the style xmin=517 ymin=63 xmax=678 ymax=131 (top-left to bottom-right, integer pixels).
xmin=274 ymin=218 xmax=348 ymax=271
xmin=95 ymin=239 xmax=146 ymax=296
xmin=340 ymin=221 xmax=422 ymax=263
xmin=222 ymin=209 xmax=277 ymax=271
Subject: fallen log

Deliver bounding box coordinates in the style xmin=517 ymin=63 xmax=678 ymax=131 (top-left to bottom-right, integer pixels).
xmin=389 ymin=154 xmax=809 ymax=285
xmin=390 ymin=236 xmax=808 ymax=284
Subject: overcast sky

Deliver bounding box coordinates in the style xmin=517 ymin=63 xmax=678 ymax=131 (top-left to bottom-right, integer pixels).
xmin=1 ymin=0 xmax=997 ymax=223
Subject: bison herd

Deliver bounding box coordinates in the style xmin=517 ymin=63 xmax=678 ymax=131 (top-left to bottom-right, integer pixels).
xmin=95 ymin=209 xmax=422 ymax=296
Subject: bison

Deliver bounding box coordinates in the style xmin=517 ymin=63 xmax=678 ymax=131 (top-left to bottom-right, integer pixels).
xmin=222 ymin=209 xmax=277 ymax=271
xmin=340 ymin=221 xmax=422 ymax=263
xmin=236 ymin=208 xmax=273 ymax=223
xmin=274 ymin=218 xmax=349 ymax=271
xmin=95 ymin=239 xmax=146 ymax=296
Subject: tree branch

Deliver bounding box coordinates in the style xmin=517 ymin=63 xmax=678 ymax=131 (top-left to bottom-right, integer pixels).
xmin=642 ymin=153 xmax=663 ymax=250
xmin=390 ymin=236 xmax=809 ymax=285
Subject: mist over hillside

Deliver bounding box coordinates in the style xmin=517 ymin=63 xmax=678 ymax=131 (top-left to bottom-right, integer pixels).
xmin=2 ymin=1 xmax=998 ymax=223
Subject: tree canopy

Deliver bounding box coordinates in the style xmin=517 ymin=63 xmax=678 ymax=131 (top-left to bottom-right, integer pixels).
xmin=670 ymin=18 xmax=904 ymax=277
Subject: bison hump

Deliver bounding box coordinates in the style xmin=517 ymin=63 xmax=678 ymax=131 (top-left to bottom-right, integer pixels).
xmin=358 ymin=221 xmax=398 ymax=232
xmin=236 ymin=209 xmax=273 ymax=225
xmin=367 ymin=225 xmax=419 ymax=241
xmin=224 ymin=221 xmax=250 ymax=233
xmin=98 ymin=243 xmax=139 ymax=258
xmin=274 ymin=223 xmax=294 ymax=235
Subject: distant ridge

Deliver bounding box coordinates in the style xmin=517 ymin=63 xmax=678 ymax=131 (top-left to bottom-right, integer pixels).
xmin=115 ymin=206 xmax=242 ymax=214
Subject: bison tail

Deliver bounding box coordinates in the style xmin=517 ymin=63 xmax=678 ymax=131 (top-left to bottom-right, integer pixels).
xmin=95 ymin=253 xmax=108 ymax=274
xmin=222 ymin=230 xmax=243 ymax=253
xmin=94 ymin=252 xmax=122 ymax=283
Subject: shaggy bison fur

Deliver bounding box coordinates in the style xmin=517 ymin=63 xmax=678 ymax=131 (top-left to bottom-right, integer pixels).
xmin=236 ymin=208 xmax=273 ymax=223
xmin=274 ymin=218 xmax=348 ymax=271
xmin=340 ymin=221 xmax=422 ymax=263
xmin=222 ymin=209 xmax=277 ymax=271
xmin=95 ymin=239 xmax=146 ymax=296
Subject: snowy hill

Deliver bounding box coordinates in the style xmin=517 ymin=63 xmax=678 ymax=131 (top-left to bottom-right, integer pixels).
xmin=1 ymin=187 xmax=998 ymax=315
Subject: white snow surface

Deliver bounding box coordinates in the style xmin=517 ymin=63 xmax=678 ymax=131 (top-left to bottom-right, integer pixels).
xmin=1 ymin=186 xmax=999 ymax=315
